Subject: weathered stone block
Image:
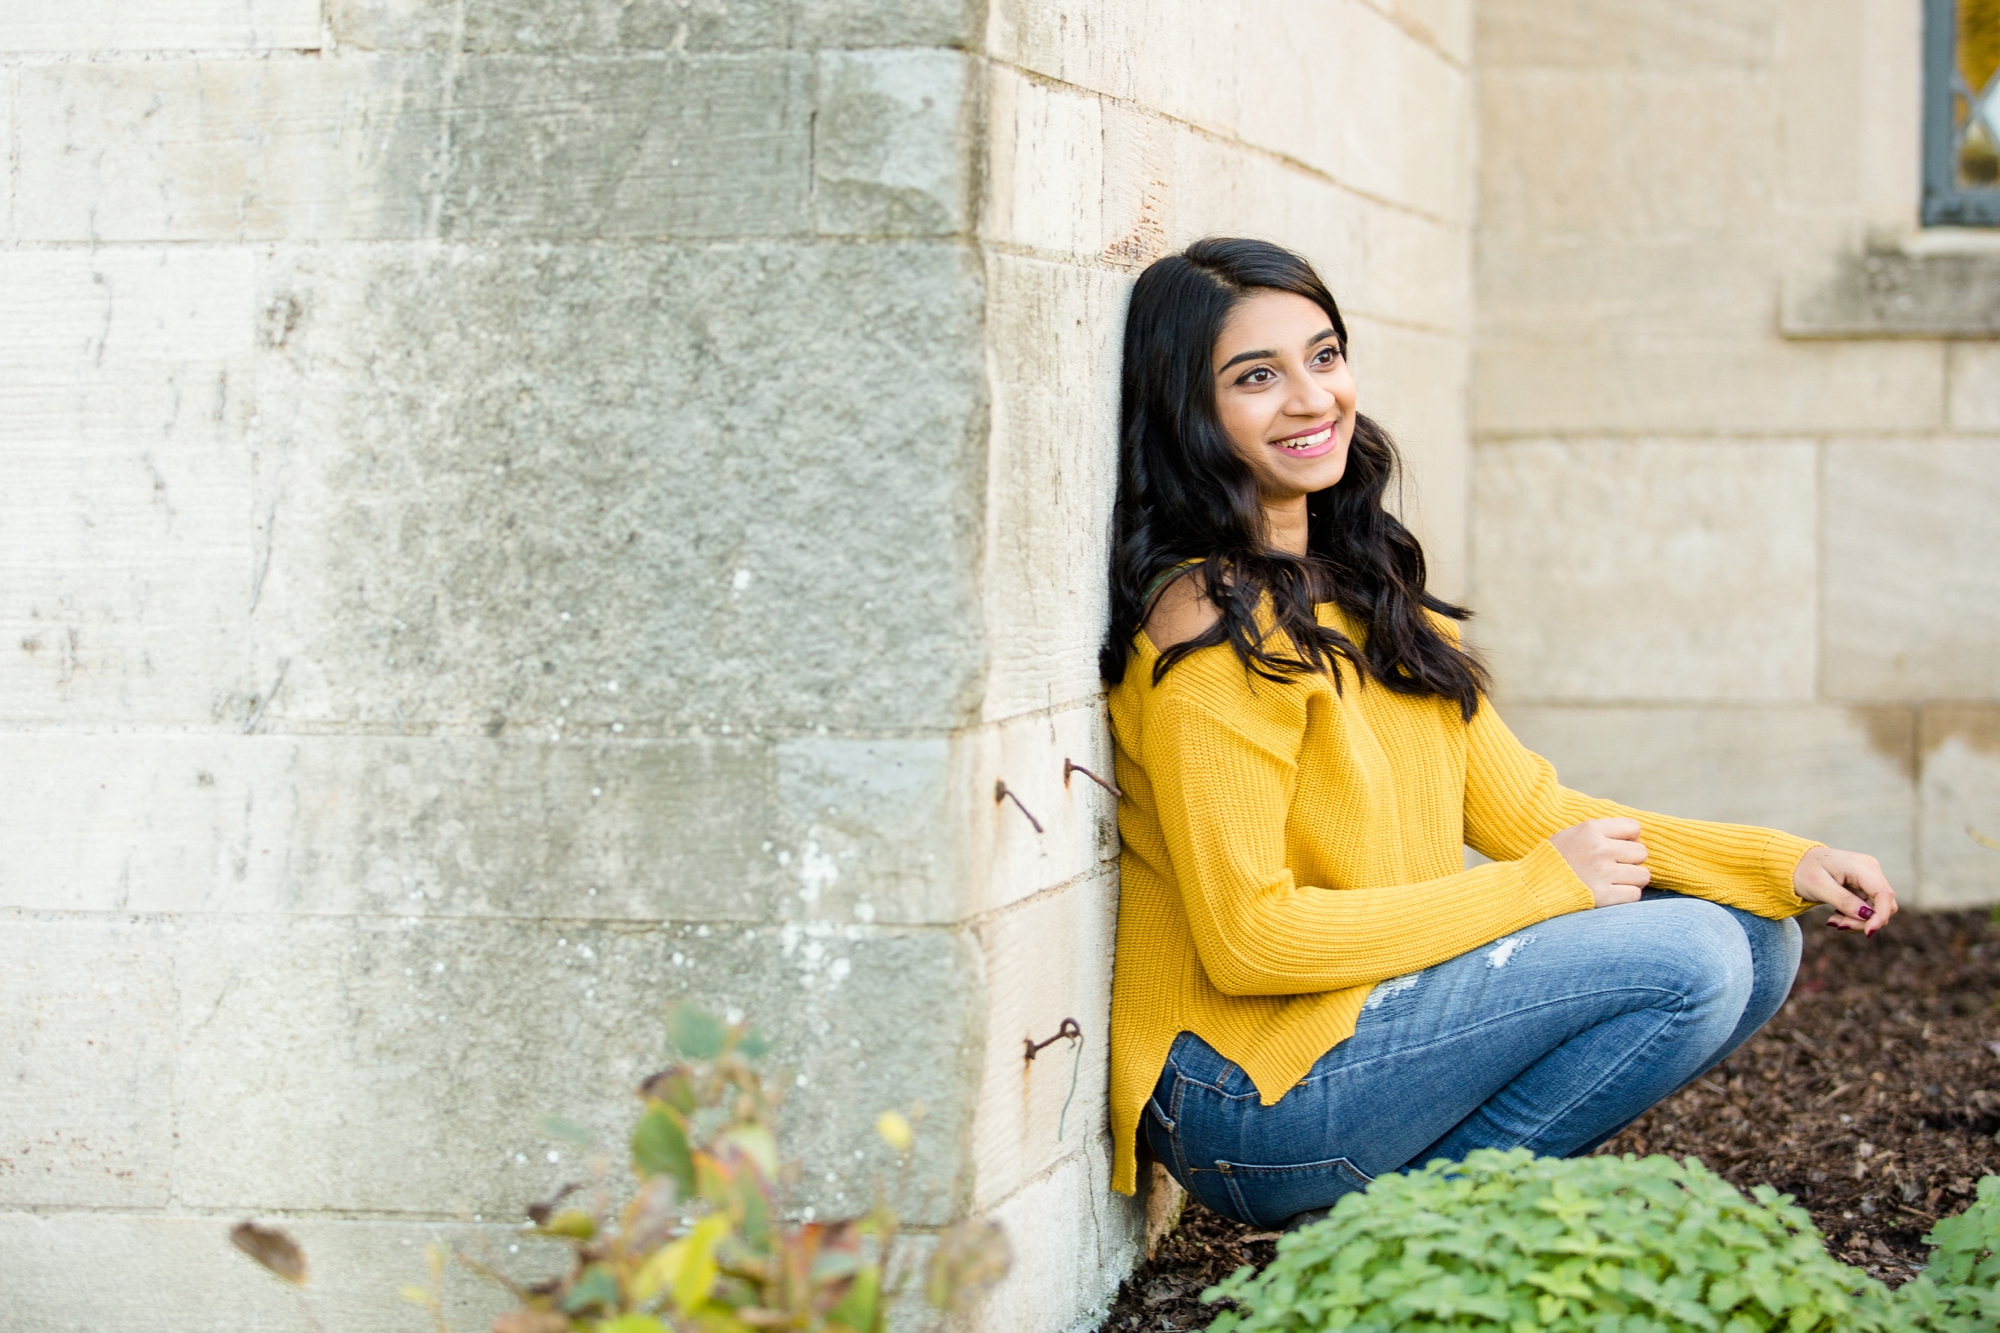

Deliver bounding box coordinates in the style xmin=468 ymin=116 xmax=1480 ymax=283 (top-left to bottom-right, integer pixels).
xmin=1477 ymin=0 xmax=1775 ymax=69
xmin=329 ymin=0 xmax=971 ymax=51
xmin=1479 ymin=71 xmax=1774 ymax=242
xmin=1919 ymin=707 xmax=2000 ymax=908
xmin=970 ymin=869 xmax=1117 ymax=1210
xmin=980 ymin=255 xmax=1123 ymax=719
xmin=774 ymin=735 xmax=957 ymax=922
xmin=985 ymin=0 xmax=1238 ymax=137
xmin=16 ymin=54 xmax=813 ymax=241
xmin=168 ymin=914 xmax=979 ymax=1222
xmin=0 ymin=249 xmax=258 ymax=725
xmin=815 ymin=49 xmax=969 ymax=236
xmin=982 ymin=66 xmax=1107 ymax=260
xmin=1476 ymin=239 xmax=1781 ymax=344
xmin=0 ymin=918 xmax=176 ymax=1208
xmin=1823 ymin=441 xmax=2000 ymax=701
xmin=0 ymin=1213 xmax=567 ymax=1332
xmin=959 ymin=702 xmax=1122 ymax=914
xmin=1472 ymin=338 xmax=1945 ymax=436
xmin=251 ymin=241 xmax=987 ymax=734
xmin=1501 ymin=704 xmax=1916 ymax=892
xmin=1949 ymin=342 xmax=2000 ymax=430
xmin=977 ymin=1139 xmax=1141 ymax=1333
xmin=1782 ymin=247 xmax=2000 ymax=337
xmin=0 ymin=1 xmax=322 ymax=51
xmin=1473 ymin=440 xmax=1817 ymax=701
xmin=1378 ymin=0 xmax=1474 ymax=66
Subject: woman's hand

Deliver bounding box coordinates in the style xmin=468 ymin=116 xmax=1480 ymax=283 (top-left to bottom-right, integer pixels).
xmin=1551 ymin=818 xmax=1651 ymax=907
xmin=1793 ymin=847 xmax=1897 ymax=936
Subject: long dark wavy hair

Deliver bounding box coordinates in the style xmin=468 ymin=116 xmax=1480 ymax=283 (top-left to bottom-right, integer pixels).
xmin=1099 ymin=237 xmax=1488 ymax=719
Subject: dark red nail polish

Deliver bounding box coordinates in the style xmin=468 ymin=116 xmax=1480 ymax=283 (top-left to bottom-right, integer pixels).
xmin=1857 ymin=904 xmax=1875 ymax=920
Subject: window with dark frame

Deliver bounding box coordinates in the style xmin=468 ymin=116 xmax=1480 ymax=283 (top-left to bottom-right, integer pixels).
xmin=1926 ymin=0 xmax=2000 ymax=223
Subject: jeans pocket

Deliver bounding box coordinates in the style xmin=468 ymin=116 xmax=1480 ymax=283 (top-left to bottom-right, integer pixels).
xmin=1216 ymin=1156 xmax=1374 ymax=1230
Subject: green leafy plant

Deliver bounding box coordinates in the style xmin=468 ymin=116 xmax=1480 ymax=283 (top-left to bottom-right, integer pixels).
xmin=1203 ymin=1148 xmax=2000 ymax=1332
xmin=236 ymin=1006 xmax=1008 ymax=1333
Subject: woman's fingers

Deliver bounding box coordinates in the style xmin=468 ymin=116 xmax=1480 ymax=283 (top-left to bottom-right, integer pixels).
xmin=1796 ymin=848 xmax=1898 ymax=936
xmin=1609 ymin=838 xmax=1649 ymax=864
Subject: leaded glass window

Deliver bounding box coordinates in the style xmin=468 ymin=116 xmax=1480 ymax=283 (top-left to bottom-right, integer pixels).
xmin=1926 ymin=0 xmax=2000 ymax=223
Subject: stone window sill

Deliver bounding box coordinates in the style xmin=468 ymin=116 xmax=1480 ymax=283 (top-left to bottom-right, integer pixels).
xmin=1781 ymin=234 xmax=2000 ymax=338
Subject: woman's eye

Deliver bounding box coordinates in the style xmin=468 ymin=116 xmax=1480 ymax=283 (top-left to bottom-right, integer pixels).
xmin=1239 ymin=368 xmax=1273 ymax=385
xmin=1314 ymin=347 xmax=1340 ymax=365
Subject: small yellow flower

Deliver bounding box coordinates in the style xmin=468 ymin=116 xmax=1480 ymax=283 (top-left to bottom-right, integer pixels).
xmin=875 ymin=1110 xmax=915 ymax=1152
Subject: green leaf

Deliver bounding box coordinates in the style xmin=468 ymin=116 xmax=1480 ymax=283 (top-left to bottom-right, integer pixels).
xmin=737 ymin=1029 xmax=771 ymax=1058
xmin=631 ymin=1106 xmax=695 ymax=1193
xmin=561 ymin=1265 xmax=620 ymax=1315
xmin=596 ymin=1318 xmax=667 ymax=1333
xmin=666 ymin=1006 xmax=726 ymax=1061
xmin=826 ymin=1264 xmax=880 ymax=1333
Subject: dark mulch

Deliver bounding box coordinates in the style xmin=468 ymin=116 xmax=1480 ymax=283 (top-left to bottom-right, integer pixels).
xmin=1097 ymin=907 xmax=2000 ymax=1332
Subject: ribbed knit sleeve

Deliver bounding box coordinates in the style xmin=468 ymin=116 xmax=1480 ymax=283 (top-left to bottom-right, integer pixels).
xmin=1463 ymin=701 xmax=1818 ymax=920
xmin=1144 ymin=690 xmax=1597 ymax=997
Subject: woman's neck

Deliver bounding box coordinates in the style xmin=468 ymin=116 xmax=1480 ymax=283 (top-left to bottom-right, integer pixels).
xmin=1263 ymin=495 xmax=1310 ymax=556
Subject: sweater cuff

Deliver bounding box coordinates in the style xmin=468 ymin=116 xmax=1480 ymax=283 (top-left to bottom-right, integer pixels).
xmin=1761 ymin=832 xmax=1824 ymax=916
xmin=1517 ymin=839 xmax=1597 ymax=920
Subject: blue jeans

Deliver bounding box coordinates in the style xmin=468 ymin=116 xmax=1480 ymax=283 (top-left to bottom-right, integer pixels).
xmin=1142 ymin=890 xmax=1802 ymax=1229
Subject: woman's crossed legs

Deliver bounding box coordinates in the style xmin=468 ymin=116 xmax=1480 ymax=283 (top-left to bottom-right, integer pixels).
xmin=1143 ymin=892 xmax=1803 ymax=1229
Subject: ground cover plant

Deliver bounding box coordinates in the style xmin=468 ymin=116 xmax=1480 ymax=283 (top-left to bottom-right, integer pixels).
xmin=1101 ymin=908 xmax=2000 ymax=1331
xmin=1202 ymin=1149 xmax=2000 ymax=1332
xmin=234 ymin=1006 xmax=1008 ymax=1332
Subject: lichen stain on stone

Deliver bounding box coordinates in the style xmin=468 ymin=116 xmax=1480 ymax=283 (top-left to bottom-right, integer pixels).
xmin=1849 ymin=705 xmax=1919 ymax=781
xmin=1918 ymin=705 xmax=2000 ymax=766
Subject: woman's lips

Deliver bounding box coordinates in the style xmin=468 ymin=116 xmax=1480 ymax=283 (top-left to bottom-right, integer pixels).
xmin=1269 ymin=421 xmax=1337 ymax=458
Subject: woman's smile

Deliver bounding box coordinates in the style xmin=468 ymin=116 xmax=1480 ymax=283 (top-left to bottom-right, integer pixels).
xmin=1271 ymin=420 xmax=1338 ymax=456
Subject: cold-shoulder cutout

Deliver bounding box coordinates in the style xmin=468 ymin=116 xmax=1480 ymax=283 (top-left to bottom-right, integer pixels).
xmin=1142 ymin=565 xmax=1220 ymax=655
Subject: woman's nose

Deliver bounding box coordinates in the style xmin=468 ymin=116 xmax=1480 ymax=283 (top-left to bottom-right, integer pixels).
xmin=1285 ymin=375 xmax=1336 ymax=418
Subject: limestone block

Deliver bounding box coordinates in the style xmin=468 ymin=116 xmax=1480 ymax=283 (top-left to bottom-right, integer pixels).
xmin=0 ymin=1213 xmax=568 ymax=1333
xmin=1776 ymin=0 xmax=1864 ymax=213
xmin=167 ymin=914 xmax=979 ymax=1222
xmin=1478 ymin=71 xmax=1775 ymax=242
xmin=1477 ymin=0 xmax=1775 ymax=69
xmin=1476 ymin=240 xmax=1781 ymax=344
xmin=1823 ymin=442 xmax=2000 ymax=701
xmin=982 ymin=66 xmax=1106 ymax=260
xmin=0 ymin=1 xmax=321 ymax=51
xmin=969 ymin=869 xmax=1117 ymax=1210
xmin=958 ymin=702 xmax=1121 ymax=915
xmin=329 ymin=0 xmax=970 ymax=51
xmin=0 ymin=918 xmax=176 ymax=1208
xmin=1500 ymin=704 xmax=1916 ymax=892
xmin=1369 ymin=0 xmax=1473 ymax=66
xmin=250 ymin=241 xmax=987 ymax=734
xmin=976 ymin=1138 xmax=1142 ymax=1333
xmin=1949 ymin=343 xmax=2000 ymax=430
xmin=0 ymin=248 xmax=258 ymax=725
xmin=1473 ymin=440 xmax=1817 ymax=701
xmin=980 ymin=255 xmax=1123 ymax=719
xmin=1920 ymin=708 xmax=2000 ymax=908
xmin=15 ymin=54 xmax=813 ymax=242
xmin=1235 ymin=0 xmax=1470 ymax=223
xmin=984 ymin=0 xmax=1239 ymax=137
xmin=814 ymin=49 xmax=970 ymax=236
xmin=1344 ymin=316 xmax=1470 ymax=603
xmin=1472 ymin=337 xmax=1945 ymax=436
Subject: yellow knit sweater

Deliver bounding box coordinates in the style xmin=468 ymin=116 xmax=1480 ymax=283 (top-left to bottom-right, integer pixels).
xmin=1105 ymin=606 xmax=1819 ymax=1195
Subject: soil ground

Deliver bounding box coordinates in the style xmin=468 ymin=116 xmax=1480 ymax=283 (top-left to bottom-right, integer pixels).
xmin=1096 ymin=907 xmax=2000 ymax=1332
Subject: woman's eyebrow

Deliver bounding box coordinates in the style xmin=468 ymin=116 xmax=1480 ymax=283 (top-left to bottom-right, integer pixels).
xmin=1214 ymin=327 xmax=1341 ymax=375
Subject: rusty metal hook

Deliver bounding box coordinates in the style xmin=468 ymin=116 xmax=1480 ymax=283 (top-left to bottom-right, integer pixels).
xmin=1024 ymin=1017 xmax=1082 ymax=1061
xmin=1063 ymin=758 xmax=1123 ymax=799
xmin=994 ymin=779 xmax=1045 ymax=833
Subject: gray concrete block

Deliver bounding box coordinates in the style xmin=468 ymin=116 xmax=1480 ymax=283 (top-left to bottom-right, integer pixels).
xmin=814 ymin=48 xmax=971 ymax=236
xmin=0 ymin=1213 xmax=568 ymax=1333
xmin=1473 ymin=440 xmax=1817 ymax=701
xmin=1501 ymin=704 xmax=1916 ymax=892
xmin=251 ymin=241 xmax=987 ymax=733
xmin=168 ymin=914 xmax=980 ymax=1222
xmin=1920 ymin=707 xmax=2000 ymax=908
xmin=0 ymin=918 xmax=177 ymax=1208
xmin=330 ymin=0 xmax=971 ymax=51
xmin=1782 ymin=247 xmax=2000 ymax=338
xmin=1823 ymin=441 xmax=2000 ymax=701
xmin=15 ymin=53 xmax=812 ymax=241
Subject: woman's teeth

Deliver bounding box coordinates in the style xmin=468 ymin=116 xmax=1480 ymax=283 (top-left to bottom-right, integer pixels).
xmin=1277 ymin=424 xmax=1333 ymax=451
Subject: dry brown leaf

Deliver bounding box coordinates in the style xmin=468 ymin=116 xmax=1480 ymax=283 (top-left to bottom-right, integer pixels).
xmin=230 ymin=1221 xmax=307 ymax=1285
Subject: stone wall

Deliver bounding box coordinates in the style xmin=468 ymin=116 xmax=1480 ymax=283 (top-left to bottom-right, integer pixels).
xmin=0 ymin=3 xmax=1476 ymax=1331
xmin=1471 ymin=0 xmax=2000 ymax=909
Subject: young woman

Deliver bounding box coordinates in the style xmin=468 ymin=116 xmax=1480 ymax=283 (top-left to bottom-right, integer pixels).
xmin=1101 ymin=238 xmax=1898 ymax=1229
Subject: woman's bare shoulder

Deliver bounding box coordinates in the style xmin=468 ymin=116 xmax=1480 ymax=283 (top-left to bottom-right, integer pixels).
xmin=1142 ymin=567 xmax=1221 ymax=654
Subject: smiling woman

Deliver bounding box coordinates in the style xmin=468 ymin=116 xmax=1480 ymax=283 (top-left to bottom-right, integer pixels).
xmin=1097 ymin=238 xmax=1902 ymax=1227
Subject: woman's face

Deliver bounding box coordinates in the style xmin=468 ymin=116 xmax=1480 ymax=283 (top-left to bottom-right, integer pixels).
xmin=1210 ymin=289 xmax=1358 ymax=504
